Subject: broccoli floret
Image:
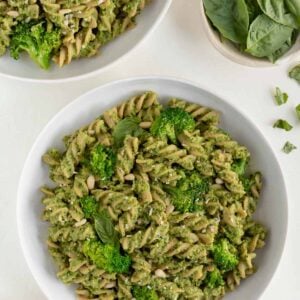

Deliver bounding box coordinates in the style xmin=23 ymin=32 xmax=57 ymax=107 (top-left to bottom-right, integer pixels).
xmin=82 ymin=240 xmax=131 ymax=273
xmin=204 ymin=269 xmax=224 ymax=289
xmin=150 ymin=107 xmax=195 ymax=143
xmin=89 ymin=144 xmax=116 ymax=180
xmin=79 ymin=196 xmax=98 ymax=219
xmin=232 ymin=158 xmax=248 ymax=176
xmin=132 ymin=285 xmax=159 ymax=300
xmin=10 ymin=21 xmax=61 ymax=69
xmin=165 ymin=172 xmax=209 ymax=213
xmin=212 ymin=239 xmax=238 ymax=272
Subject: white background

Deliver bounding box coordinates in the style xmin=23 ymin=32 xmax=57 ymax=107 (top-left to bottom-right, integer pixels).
xmin=0 ymin=0 xmax=300 ymax=299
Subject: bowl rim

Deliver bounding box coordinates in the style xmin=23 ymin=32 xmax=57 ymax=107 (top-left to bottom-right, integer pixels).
xmin=199 ymin=0 xmax=299 ymax=68
xmin=16 ymin=75 xmax=289 ymax=299
xmin=0 ymin=1 xmax=172 ymax=83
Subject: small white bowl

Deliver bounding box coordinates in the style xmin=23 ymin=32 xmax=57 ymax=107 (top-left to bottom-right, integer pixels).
xmin=0 ymin=1 xmax=172 ymax=82
xmin=17 ymin=76 xmax=288 ymax=300
xmin=199 ymin=0 xmax=300 ymax=67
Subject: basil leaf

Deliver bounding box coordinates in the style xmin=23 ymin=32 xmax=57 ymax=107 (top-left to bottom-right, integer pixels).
xmin=94 ymin=210 xmax=119 ymax=247
xmin=285 ymin=0 xmax=300 ymax=26
xmin=112 ymin=117 xmax=145 ymax=148
xmin=274 ymin=87 xmax=288 ymax=105
xmin=245 ymin=0 xmax=261 ymax=22
xmin=257 ymin=0 xmax=298 ymax=29
xmin=289 ymin=65 xmax=300 ymax=83
xmin=246 ymin=15 xmax=294 ymax=58
xmin=295 ymin=104 xmax=300 ymax=120
xmin=273 ymin=119 xmax=293 ymax=131
xmin=203 ymin=0 xmax=249 ymax=44
xmin=267 ymin=30 xmax=297 ymax=62
xmin=282 ymin=141 xmax=297 ymax=153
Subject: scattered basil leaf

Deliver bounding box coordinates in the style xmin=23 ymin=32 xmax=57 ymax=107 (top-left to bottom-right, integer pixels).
xmin=285 ymin=0 xmax=300 ymax=27
xmin=246 ymin=15 xmax=294 ymax=58
xmin=94 ymin=210 xmax=119 ymax=247
xmin=203 ymin=0 xmax=249 ymax=44
xmin=257 ymin=0 xmax=298 ymax=29
xmin=282 ymin=141 xmax=297 ymax=153
xmin=289 ymin=65 xmax=300 ymax=83
xmin=295 ymin=104 xmax=300 ymax=120
xmin=112 ymin=116 xmax=145 ymax=148
xmin=274 ymin=87 xmax=288 ymax=105
xmin=273 ymin=119 xmax=293 ymax=131
xmin=267 ymin=30 xmax=297 ymax=62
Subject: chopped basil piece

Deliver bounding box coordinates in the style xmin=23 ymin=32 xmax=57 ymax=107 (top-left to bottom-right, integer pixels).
xmin=289 ymin=65 xmax=300 ymax=84
xmin=282 ymin=141 xmax=297 ymax=154
xmin=295 ymin=104 xmax=300 ymax=120
xmin=273 ymin=119 xmax=293 ymax=131
xmin=274 ymin=87 xmax=288 ymax=105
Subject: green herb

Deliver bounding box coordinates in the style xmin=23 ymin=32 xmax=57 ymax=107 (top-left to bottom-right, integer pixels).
xmin=274 ymin=87 xmax=288 ymax=105
xmin=285 ymin=0 xmax=300 ymax=26
xmin=295 ymin=104 xmax=300 ymax=120
xmin=245 ymin=0 xmax=261 ymax=23
xmin=273 ymin=119 xmax=293 ymax=131
xmin=94 ymin=210 xmax=120 ymax=247
xmin=282 ymin=141 xmax=297 ymax=153
xmin=203 ymin=0 xmax=249 ymax=44
xmin=246 ymin=15 xmax=294 ymax=58
xmin=289 ymin=65 xmax=300 ymax=83
xmin=257 ymin=0 xmax=298 ymax=29
xmin=112 ymin=117 xmax=145 ymax=148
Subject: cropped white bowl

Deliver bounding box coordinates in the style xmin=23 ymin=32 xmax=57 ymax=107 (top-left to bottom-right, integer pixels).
xmin=199 ymin=0 xmax=300 ymax=67
xmin=17 ymin=76 xmax=288 ymax=300
xmin=0 ymin=1 xmax=171 ymax=82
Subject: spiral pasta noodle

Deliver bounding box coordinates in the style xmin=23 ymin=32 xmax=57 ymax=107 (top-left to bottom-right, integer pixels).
xmin=41 ymin=91 xmax=267 ymax=299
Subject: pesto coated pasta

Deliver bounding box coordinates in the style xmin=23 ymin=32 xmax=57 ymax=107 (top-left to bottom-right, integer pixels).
xmin=42 ymin=91 xmax=267 ymax=300
xmin=0 ymin=0 xmax=150 ymax=69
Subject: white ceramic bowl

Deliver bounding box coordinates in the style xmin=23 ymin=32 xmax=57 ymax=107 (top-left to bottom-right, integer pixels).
xmin=17 ymin=77 xmax=288 ymax=300
xmin=0 ymin=1 xmax=171 ymax=82
xmin=199 ymin=0 xmax=300 ymax=67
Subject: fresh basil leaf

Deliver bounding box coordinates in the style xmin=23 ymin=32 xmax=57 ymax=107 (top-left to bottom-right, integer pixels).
xmin=245 ymin=0 xmax=261 ymax=22
xmin=267 ymin=30 xmax=297 ymax=62
xmin=246 ymin=15 xmax=294 ymax=57
xmin=94 ymin=210 xmax=119 ymax=247
xmin=289 ymin=65 xmax=300 ymax=83
xmin=112 ymin=117 xmax=145 ymax=148
xmin=282 ymin=141 xmax=297 ymax=153
xmin=295 ymin=104 xmax=300 ymax=120
xmin=273 ymin=119 xmax=293 ymax=131
xmin=257 ymin=0 xmax=298 ymax=28
xmin=274 ymin=87 xmax=288 ymax=105
xmin=203 ymin=0 xmax=249 ymax=44
xmin=285 ymin=0 xmax=300 ymax=27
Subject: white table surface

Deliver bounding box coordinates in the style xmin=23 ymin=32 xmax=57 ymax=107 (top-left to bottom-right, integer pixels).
xmin=1 ymin=1 xmax=300 ymax=299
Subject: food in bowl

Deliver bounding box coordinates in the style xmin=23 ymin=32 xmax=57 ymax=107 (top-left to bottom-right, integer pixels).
xmin=41 ymin=91 xmax=267 ymax=299
xmin=203 ymin=0 xmax=300 ymax=63
xmin=0 ymin=0 xmax=150 ymax=69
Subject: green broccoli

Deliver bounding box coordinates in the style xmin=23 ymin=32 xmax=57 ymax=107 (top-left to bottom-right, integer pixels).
xmin=10 ymin=21 xmax=61 ymax=69
xmin=89 ymin=144 xmax=116 ymax=180
xmin=204 ymin=268 xmax=224 ymax=289
xmin=212 ymin=239 xmax=238 ymax=272
xmin=132 ymin=285 xmax=159 ymax=300
xmin=165 ymin=172 xmax=209 ymax=213
xmin=82 ymin=240 xmax=131 ymax=273
xmin=150 ymin=107 xmax=195 ymax=143
xmin=231 ymin=158 xmax=248 ymax=176
xmin=79 ymin=196 xmax=98 ymax=219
